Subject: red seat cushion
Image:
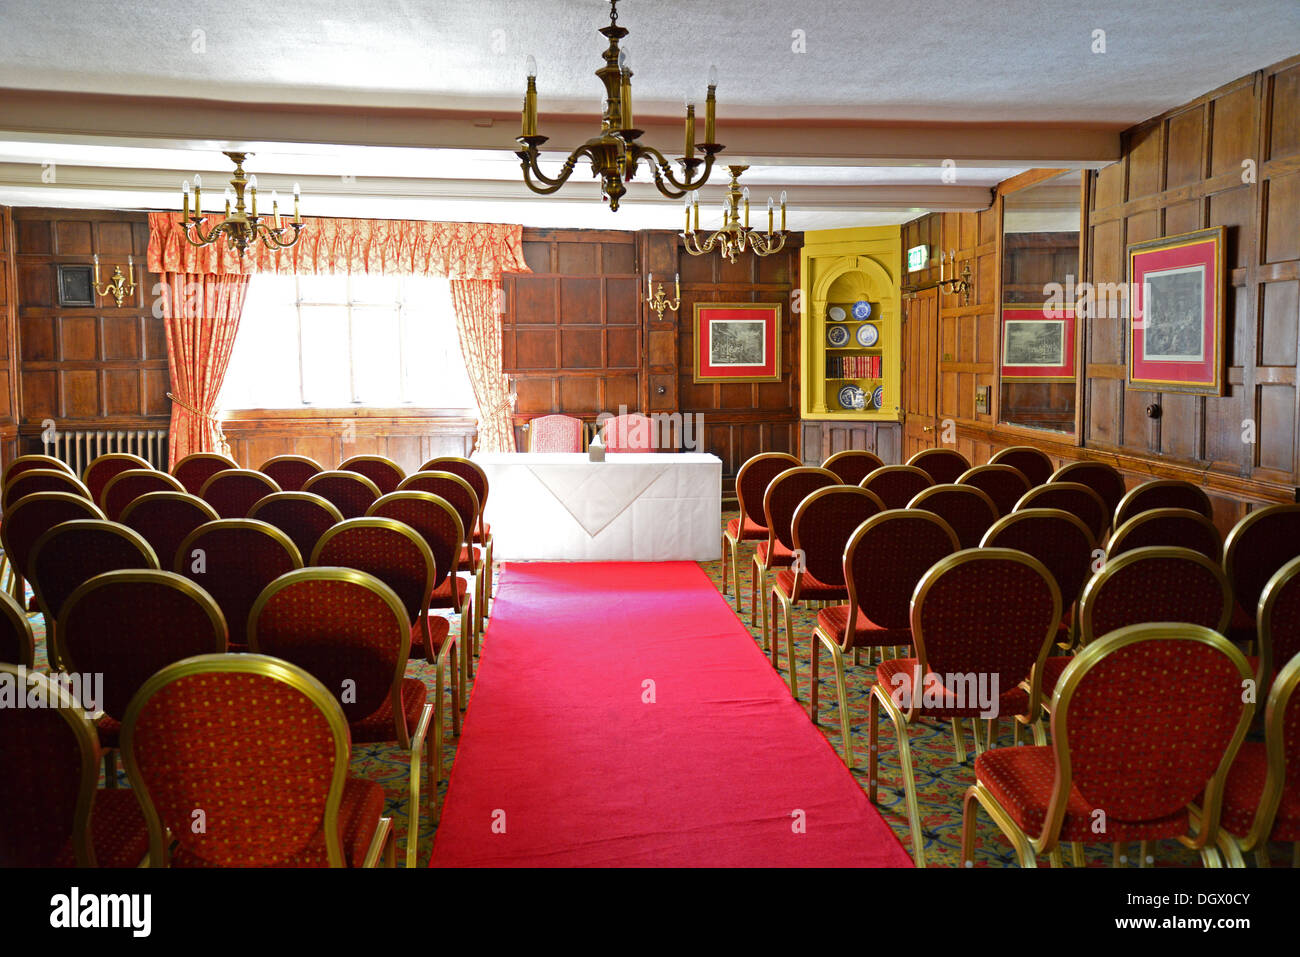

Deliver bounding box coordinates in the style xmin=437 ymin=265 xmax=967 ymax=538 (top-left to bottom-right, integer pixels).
xmin=754 ymin=540 xmax=793 ymax=568
xmin=458 ymin=545 xmax=482 ymax=572
xmin=774 ymin=568 xmax=845 ymax=601
xmin=1221 ymin=741 xmax=1300 ymax=841
xmin=816 ymin=604 xmax=911 ymax=650
xmin=725 ymin=515 xmax=767 ymax=542
xmin=410 ymin=616 xmax=452 ymax=659
xmin=1227 ymin=601 xmax=1256 ymax=646
xmin=1041 ymin=656 xmax=1072 ymax=698
xmin=96 ymin=715 xmax=122 ymax=751
xmin=350 ymin=677 xmax=429 ymax=745
xmin=976 ymin=745 xmax=1192 ymax=843
xmin=429 ymin=576 xmax=469 ymax=609
xmin=51 ymin=788 xmax=149 ymax=868
xmin=876 ymin=657 xmax=1029 ymax=720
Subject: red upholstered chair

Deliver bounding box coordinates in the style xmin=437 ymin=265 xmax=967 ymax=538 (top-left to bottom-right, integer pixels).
xmin=963 ymin=623 xmax=1254 ymax=868
xmin=247 ymin=492 xmax=344 ymax=565
xmin=82 ymin=452 xmax=152 ymax=505
xmin=312 ymin=517 xmax=461 ymax=783
xmin=100 ymin=468 xmax=186 ymax=521
xmin=1106 ymin=507 xmax=1222 ymax=563
xmin=340 ymin=454 xmax=406 ymax=496
xmin=906 ymin=447 xmax=971 ymax=485
xmin=1016 ymin=481 xmax=1110 ymax=543
xmin=3 ymin=468 xmax=91 ymax=509
xmin=811 ymin=510 xmax=960 ymax=762
xmin=398 ymin=472 xmax=484 ymax=644
xmin=303 ymin=470 xmax=382 ymax=521
xmin=958 ymin=464 xmax=1031 ymax=518
xmin=988 ymin=445 xmax=1055 ymax=487
xmin=752 ymin=467 xmax=839 ymax=651
xmin=259 ymin=454 xmax=324 ymax=492
xmin=859 ymin=464 xmax=931 ymax=510
xmin=869 ymin=549 xmax=1061 ymax=866
xmin=367 ymin=491 xmax=473 ymax=692
xmin=1114 ymin=478 xmax=1214 ymax=526
xmin=119 ymin=491 xmax=220 ymax=573
xmin=1257 ymin=556 xmax=1300 ymax=695
xmin=1216 ymin=650 xmax=1300 ymax=865
xmin=120 ymin=654 xmax=394 ymax=867
xmin=249 ymin=568 xmax=432 ymax=868
xmin=600 ymin=411 xmax=657 ymax=452
xmin=723 ymin=452 xmax=801 ymax=615
xmin=0 ymin=664 xmax=149 ymax=867
xmin=171 ymin=452 xmax=238 ymax=496
xmin=768 ymin=486 xmax=885 ymax=697
xmin=2 ymin=453 xmax=74 ymax=485
xmin=58 ymin=570 xmax=226 ymax=777
xmin=0 ymin=492 xmax=104 ymax=613
xmin=527 ymin=413 xmax=586 ymax=452
xmin=200 ymin=468 xmax=281 ymax=520
xmin=1050 ymin=460 xmax=1127 ymax=516
xmin=822 ymin=449 xmax=885 ymax=486
xmin=175 ymin=519 xmax=302 ymax=651
xmin=28 ymin=520 xmax=160 ymax=671
xmin=0 ymin=590 xmax=34 ymax=667
xmin=422 ymin=456 xmax=494 ymax=609
xmin=908 ymin=483 xmax=999 ymax=550
xmin=1222 ymin=504 xmax=1300 ymax=649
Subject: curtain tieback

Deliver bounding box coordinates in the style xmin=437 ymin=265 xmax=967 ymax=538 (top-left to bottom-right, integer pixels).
xmin=166 ymin=392 xmax=222 ymax=423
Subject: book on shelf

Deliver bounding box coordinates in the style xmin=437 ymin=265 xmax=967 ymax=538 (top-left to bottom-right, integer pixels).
xmin=823 ymin=354 xmax=882 ymax=378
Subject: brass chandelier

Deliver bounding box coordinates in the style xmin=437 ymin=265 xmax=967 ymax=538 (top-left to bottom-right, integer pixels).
xmin=178 ymin=152 xmax=305 ymax=257
xmin=516 ymin=0 xmax=725 ymax=211
xmin=683 ymin=165 xmax=788 ymax=264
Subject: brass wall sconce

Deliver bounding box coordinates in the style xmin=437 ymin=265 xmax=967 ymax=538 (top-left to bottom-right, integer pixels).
xmin=92 ymin=254 xmax=136 ymax=307
xmin=904 ymin=249 xmax=972 ymax=305
xmin=645 ymin=272 xmax=681 ymax=319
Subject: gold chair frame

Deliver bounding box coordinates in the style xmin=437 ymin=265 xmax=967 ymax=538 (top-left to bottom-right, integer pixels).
xmin=722 ymin=452 xmax=799 ymax=616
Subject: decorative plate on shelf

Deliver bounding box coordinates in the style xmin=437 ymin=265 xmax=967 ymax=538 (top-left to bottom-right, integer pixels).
xmin=826 ymin=324 xmax=850 ymax=347
xmin=856 ymin=323 xmax=879 ymax=347
xmin=852 ymin=300 xmax=873 ymax=320
xmin=828 ymin=305 xmax=847 ymax=322
xmin=872 ymin=385 xmax=884 ymax=408
xmin=837 ymin=385 xmax=866 ymax=410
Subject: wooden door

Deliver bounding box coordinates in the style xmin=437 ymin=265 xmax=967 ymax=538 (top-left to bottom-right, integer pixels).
xmin=902 ymin=288 xmax=938 ymax=457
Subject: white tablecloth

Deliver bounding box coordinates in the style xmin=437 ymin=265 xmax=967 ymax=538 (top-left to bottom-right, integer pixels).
xmin=473 ymin=452 xmax=722 ymax=561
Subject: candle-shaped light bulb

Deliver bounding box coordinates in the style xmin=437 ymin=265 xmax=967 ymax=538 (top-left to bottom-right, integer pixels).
xmin=708 ymin=64 xmax=718 ymax=88
xmin=779 ymin=190 xmax=787 ymax=231
xmin=647 ymin=272 xmax=653 ymax=298
xmin=522 ymin=55 xmax=539 ymax=136
xmin=693 ymin=192 xmax=700 ymax=232
xmin=617 ymin=47 xmax=633 ymax=130
xmin=684 ymin=192 xmax=692 ymax=234
xmin=674 ymin=272 xmax=680 ymax=298
xmin=526 ymin=54 xmax=537 ymax=79
xmin=705 ymin=65 xmax=718 ymax=142
xmin=272 ymin=189 xmax=281 ymax=228
xmin=247 ymin=174 xmax=258 ymax=217
xmin=742 ymin=186 xmax=750 ymax=228
xmin=192 ymin=173 xmax=202 ymax=214
xmin=127 ymin=255 xmax=133 ymax=270
xmin=767 ymin=196 xmax=775 ymax=234
xmin=292 ymin=182 xmax=301 ymax=224
xmin=93 ymin=253 xmax=100 ymax=284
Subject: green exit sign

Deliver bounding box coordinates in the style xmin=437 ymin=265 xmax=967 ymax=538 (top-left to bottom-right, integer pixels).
xmin=907 ymin=244 xmax=929 ymax=272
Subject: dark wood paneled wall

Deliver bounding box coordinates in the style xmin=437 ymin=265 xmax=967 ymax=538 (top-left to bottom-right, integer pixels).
xmin=0 ymin=208 xmax=19 ymax=460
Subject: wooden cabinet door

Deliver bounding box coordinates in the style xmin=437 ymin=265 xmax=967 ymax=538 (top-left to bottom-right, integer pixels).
xmin=902 ymin=288 xmax=938 ymax=457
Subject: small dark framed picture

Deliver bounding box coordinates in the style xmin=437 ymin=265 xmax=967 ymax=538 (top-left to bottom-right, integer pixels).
xmin=57 ymin=265 xmax=94 ymax=306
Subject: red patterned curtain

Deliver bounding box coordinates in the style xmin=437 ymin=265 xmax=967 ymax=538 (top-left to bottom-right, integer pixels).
xmin=450 ymin=280 xmax=515 ymax=453
xmin=159 ymin=273 xmax=250 ymax=467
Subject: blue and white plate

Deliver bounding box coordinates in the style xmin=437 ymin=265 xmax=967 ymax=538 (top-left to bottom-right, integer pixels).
xmin=852 ymin=300 xmax=873 ymax=320
xmin=872 ymin=385 xmax=884 ymax=408
xmin=826 ymin=324 xmax=850 ymax=347
xmin=828 ymin=305 xmax=847 ymax=322
xmin=837 ymin=385 xmax=865 ymax=410
xmin=856 ymin=323 xmax=879 ymax=347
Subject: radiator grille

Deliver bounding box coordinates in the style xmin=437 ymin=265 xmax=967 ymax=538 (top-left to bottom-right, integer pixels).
xmin=42 ymin=429 xmax=169 ymax=475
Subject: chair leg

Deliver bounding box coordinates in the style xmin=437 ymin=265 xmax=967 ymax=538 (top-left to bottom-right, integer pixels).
xmin=809 ymin=633 xmax=822 ymax=722
xmin=1254 ymin=846 xmax=1269 ymax=868
xmin=783 ymin=598 xmax=798 ymax=698
xmin=103 ymin=750 xmax=117 ymax=788
xmin=868 ymin=688 xmax=879 ymax=803
xmin=720 ymin=534 xmax=731 ymax=596
xmin=1112 ymin=842 xmax=1126 ymax=867
xmin=970 ymin=718 xmax=985 ymax=757
xmin=1049 ymin=846 xmax=1064 ymax=868
xmin=830 ymin=643 xmax=851 ymax=766
xmin=1138 ymin=840 xmax=1151 ymax=867
xmin=1071 ymin=843 xmax=1085 ymax=867
xmin=877 ymin=693 xmax=925 ymax=867
xmin=749 ymin=557 xmax=760 ymax=628
xmin=960 ymin=787 xmax=980 ymax=867
xmin=433 ymin=658 xmax=446 ymax=785
xmin=732 ymin=539 xmax=744 ymax=614
xmin=951 ymin=719 xmax=967 ymax=763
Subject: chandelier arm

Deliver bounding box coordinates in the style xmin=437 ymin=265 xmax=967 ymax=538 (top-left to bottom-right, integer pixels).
xmin=746 ymin=231 xmax=788 ymax=257
xmin=631 ymin=143 xmax=718 ymax=197
xmin=258 ymin=223 xmax=305 ymax=251
xmin=182 ymin=219 xmax=221 ymax=248
xmin=517 ymin=146 xmax=586 ymax=193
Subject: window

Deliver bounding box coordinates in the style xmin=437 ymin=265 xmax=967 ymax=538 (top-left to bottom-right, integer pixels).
xmin=220 ymin=273 xmax=479 ymax=410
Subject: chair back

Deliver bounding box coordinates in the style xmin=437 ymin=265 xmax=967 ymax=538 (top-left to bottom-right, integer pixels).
xmin=247 ymin=492 xmax=344 ymax=564
xmin=101 ymin=469 xmax=186 ymax=521
xmin=1234 ymin=651 xmax=1300 ymax=847
xmin=0 ymin=664 xmax=102 ymax=866
xmin=175 ymin=520 xmax=303 ymax=647
xmin=906 ymin=447 xmax=971 ymax=484
xmin=259 ymin=455 xmax=323 ymax=492
xmin=957 ymin=464 xmax=1031 ymax=517
xmin=311 ymin=518 xmax=435 ymax=627
xmin=120 ymin=654 xmax=352 ymax=867
xmin=398 ymin=472 xmax=479 ymax=548
xmin=366 ymin=492 xmax=463 ymax=591
xmin=302 ymin=470 xmax=382 ymax=520
xmin=1080 ymin=546 xmax=1231 ymax=644
xmin=528 ymin=414 xmax=586 ymax=452
xmin=1258 ymin=555 xmax=1300 ymax=691
xmin=339 ymin=455 xmax=406 ymax=496
xmin=0 ymin=493 xmax=104 ymax=586
xmin=3 ymin=454 xmax=74 ymax=486
xmin=601 ymin=412 xmax=657 ymax=452
xmin=1016 ymin=481 xmax=1110 ymax=542
xmin=0 ymin=591 xmax=34 ymax=667
xmin=859 ymin=464 xmax=932 ymax=509
xmin=420 ymin=457 xmax=489 ymax=537
xmin=1114 ymin=479 xmax=1214 ymax=526
xmin=789 ymin=486 xmax=885 ymax=596
xmin=1049 ymin=624 xmax=1252 ymax=843
xmin=119 ymin=492 xmax=220 ymax=572
xmin=982 ymin=508 xmax=1096 ymax=610
xmin=1223 ymin=505 xmax=1300 ymax=626
xmin=734 ymin=452 xmax=801 ymax=528
xmin=3 ymin=468 xmax=90 ymax=509
xmin=908 ymin=484 xmax=999 ymax=549
xmin=200 ymin=469 xmax=281 ymax=520
xmin=988 ymin=446 xmax=1055 ymax=486
xmin=762 ymin=467 xmax=839 ymax=553
xmin=842 ymin=510 xmax=959 ymax=647
xmin=59 ymin=570 xmax=227 ymax=724
xmin=1049 ymin=460 xmax=1127 ymax=515
xmin=1107 ymin=508 xmax=1222 ymax=562
xmin=83 ymin=453 xmax=152 ymax=505
xmin=249 ymin=569 xmax=411 ymax=731
xmin=822 ymin=450 xmax=885 ymax=486
xmin=171 ymin=452 xmax=238 ymax=496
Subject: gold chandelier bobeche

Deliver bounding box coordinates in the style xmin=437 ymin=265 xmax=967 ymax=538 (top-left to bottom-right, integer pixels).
xmin=683 ymin=165 xmax=788 ymax=264
xmin=178 ymin=151 xmax=305 ymax=257
xmin=516 ymin=0 xmax=724 ymax=211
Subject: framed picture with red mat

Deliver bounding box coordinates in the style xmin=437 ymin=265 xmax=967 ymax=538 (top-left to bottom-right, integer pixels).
xmin=1000 ymin=304 xmax=1075 ymax=381
xmin=692 ymin=302 xmax=782 ymax=383
xmin=1127 ymin=226 xmax=1225 ymax=396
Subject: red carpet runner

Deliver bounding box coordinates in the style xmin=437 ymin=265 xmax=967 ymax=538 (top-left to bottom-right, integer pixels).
xmin=430 ymin=561 xmax=912 ymax=867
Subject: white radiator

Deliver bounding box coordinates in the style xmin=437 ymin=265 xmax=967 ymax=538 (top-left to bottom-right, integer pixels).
xmin=42 ymin=429 xmax=169 ymax=475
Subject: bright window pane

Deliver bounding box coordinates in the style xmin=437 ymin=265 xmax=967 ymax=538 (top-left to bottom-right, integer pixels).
xmin=351 ymin=306 xmax=401 ymax=404
xmin=299 ymin=305 xmax=350 ymax=405
xmin=222 ymin=276 xmax=300 ymax=409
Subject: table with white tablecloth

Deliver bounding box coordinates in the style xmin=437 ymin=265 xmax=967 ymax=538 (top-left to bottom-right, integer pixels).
xmin=472 ymin=452 xmax=722 ymax=561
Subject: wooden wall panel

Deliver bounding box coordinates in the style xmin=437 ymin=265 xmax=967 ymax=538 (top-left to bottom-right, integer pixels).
xmin=0 ymin=208 xmax=18 ymax=463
